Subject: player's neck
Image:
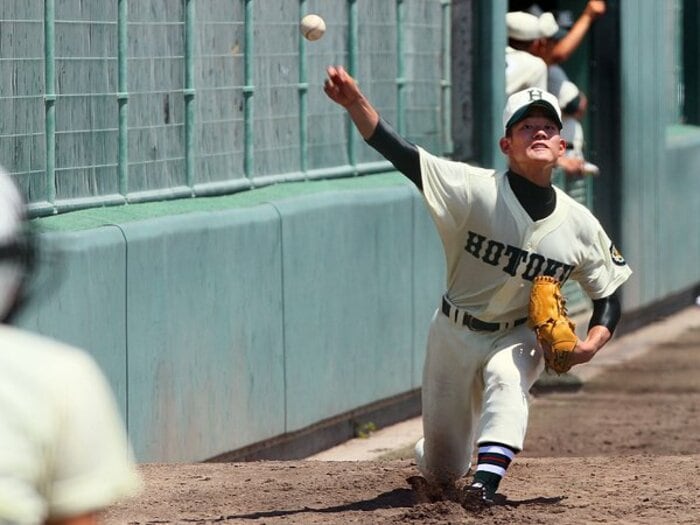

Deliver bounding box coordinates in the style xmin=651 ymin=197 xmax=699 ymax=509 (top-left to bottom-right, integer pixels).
xmin=507 ymin=162 xmax=554 ymax=188
xmin=507 ymin=170 xmax=556 ymax=221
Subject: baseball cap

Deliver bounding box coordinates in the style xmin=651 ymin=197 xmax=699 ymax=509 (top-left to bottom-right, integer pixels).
xmin=502 ymin=88 xmax=563 ymax=133
xmin=506 ymin=11 xmax=559 ymax=41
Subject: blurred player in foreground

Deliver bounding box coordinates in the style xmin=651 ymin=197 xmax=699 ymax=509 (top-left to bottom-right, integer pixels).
xmin=324 ymin=67 xmax=631 ymax=506
xmin=0 ymin=168 xmax=141 ymax=524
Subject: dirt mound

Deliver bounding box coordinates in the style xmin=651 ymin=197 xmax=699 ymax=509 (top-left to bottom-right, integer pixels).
xmin=106 ymin=323 xmax=700 ymax=524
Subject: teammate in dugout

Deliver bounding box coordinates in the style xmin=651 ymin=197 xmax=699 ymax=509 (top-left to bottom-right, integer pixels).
xmin=0 ymin=168 xmax=141 ymax=524
xmin=323 ymin=67 xmax=632 ymax=505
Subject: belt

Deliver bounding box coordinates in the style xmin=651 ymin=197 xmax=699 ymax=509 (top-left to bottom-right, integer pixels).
xmin=441 ymin=296 xmax=527 ymax=332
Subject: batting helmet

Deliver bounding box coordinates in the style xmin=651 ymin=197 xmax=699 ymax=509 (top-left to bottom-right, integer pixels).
xmin=0 ymin=168 xmax=36 ymax=323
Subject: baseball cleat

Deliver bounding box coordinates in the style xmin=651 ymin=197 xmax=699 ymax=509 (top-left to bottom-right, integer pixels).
xmin=461 ymin=481 xmax=496 ymax=508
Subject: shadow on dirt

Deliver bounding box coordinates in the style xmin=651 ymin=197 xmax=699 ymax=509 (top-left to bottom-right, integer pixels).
xmin=222 ymin=487 xmax=415 ymax=521
xmin=502 ymin=495 xmax=567 ymax=506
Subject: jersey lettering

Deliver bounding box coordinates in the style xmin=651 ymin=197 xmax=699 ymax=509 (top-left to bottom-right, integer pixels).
xmin=464 ymin=230 xmax=575 ymax=282
xmin=522 ymin=253 xmax=546 ymax=280
xmin=559 ymin=264 xmax=575 ymax=282
xmin=465 ymin=231 xmax=487 ymax=258
xmin=502 ymin=245 xmax=528 ymax=276
xmin=482 ymin=240 xmax=506 ymax=266
xmin=542 ymin=258 xmax=565 ymax=277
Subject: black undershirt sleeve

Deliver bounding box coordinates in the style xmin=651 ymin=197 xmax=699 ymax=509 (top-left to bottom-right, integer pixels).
xmin=588 ymin=293 xmax=621 ymax=334
xmin=365 ymin=118 xmax=422 ymax=190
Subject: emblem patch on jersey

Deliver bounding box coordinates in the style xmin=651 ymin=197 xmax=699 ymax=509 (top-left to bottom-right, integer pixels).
xmin=610 ymin=243 xmax=626 ymax=266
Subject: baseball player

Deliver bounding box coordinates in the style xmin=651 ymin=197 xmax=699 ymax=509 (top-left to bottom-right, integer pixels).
xmin=528 ymin=2 xmax=607 ymax=176
xmin=507 ymin=10 xmax=595 ymax=176
xmin=0 ymin=169 xmax=141 ymax=523
xmin=324 ymin=67 xmax=632 ymax=505
xmin=505 ymin=11 xmax=552 ymax=96
xmin=545 ymin=63 xmax=596 ymax=175
xmin=537 ymin=1 xmax=607 ymax=66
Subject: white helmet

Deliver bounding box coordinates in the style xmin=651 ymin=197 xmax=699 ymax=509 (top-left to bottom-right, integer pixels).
xmin=0 ymin=167 xmax=31 ymax=322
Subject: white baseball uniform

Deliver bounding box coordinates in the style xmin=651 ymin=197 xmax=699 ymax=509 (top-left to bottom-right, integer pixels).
xmin=0 ymin=325 xmax=141 ymax=523
xmin=547 ymin=64 xmax=585 ymax=157
xmin=413 ymin=148 xmax=632 ymax=484
xmin=506 ymin=46 xmax=548 ymax=96
xmin=547 ymin=64 xmax=579 ymax=111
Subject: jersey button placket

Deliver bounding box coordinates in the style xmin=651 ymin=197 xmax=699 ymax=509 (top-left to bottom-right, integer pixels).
xmin=523 ymin=226 xmax=535 ymax=252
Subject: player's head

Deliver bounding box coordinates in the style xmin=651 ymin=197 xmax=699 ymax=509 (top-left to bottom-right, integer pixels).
xmin=0 ymin=168 xmax=35 ymax=324
xmin=500 ymin=89 xmax=565 ymax=170
xmin=506 ymin=11 xmax=559 ymax=49
xmin=502 ymin=88 xmax=563 ymax=136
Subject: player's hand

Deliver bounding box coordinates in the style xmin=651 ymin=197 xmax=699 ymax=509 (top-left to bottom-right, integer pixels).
xmin=584 ymin=1 xmax=606 ymax=20
xmin=539 ymin=338 xmax=595 ymax=371
xmin=557 ymin=156 xmax=585 ymax=176
xmin=324 ymin=66 xmax=362 ymax=109
xmin=568 ymin=339 xmax=598 ymax=366
xmin=567 ymin=325 xmax=612 ymax=368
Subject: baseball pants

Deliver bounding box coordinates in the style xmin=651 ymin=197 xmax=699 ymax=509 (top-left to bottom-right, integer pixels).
xmin=415 ymin=308 xmax=544 ymax=485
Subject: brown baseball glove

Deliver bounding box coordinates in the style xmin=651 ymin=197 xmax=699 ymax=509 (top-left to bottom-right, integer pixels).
xmin=528 ymin=276 xmax=578 ymax=374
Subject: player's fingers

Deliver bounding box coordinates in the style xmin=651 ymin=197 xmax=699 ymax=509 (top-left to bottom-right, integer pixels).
xmin=323 ymin=80 xmax=343 ymax=103
xmin=335 ymin=66 xmax=352 ymax=84
xmin=327 ymin=65 xmax=348 ymax=81
xmin=588 ymin=1 xmax=606 ymax=17
xmin=326 ymin=65 xmax=338 ymax=78
xmin=326 ymin=66 xmax=349 ymax=90
xmin=323 ymin=81 xmax=336 ymax=98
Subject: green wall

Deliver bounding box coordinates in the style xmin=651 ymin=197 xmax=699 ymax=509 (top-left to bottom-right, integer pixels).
xmin=123 ymin=206 xmax=286 ymax=460
xmin=20 ymin=174 xmax=445 ymax=462
xmin=21 ymin=228 xmax=129 ymax=415
xmin=619 ymin=3 xmax=700 ymax=310
xmin=661 ymin=128 xmax=700 ymax=295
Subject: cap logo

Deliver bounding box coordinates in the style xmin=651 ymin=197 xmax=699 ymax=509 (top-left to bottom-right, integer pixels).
xmin=527 ymin=89 xmax=544 ymax=101
xmin=503 ymin=87 xmax=563 ymax=132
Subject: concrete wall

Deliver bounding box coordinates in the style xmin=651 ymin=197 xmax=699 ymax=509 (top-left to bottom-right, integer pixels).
xmin=20 ymin=175 xmax=445 ymax=462
xmin=659 ymin=128 xmax=700 ymax=297
xmin=619 ymin=3 xmax=700 ymax=310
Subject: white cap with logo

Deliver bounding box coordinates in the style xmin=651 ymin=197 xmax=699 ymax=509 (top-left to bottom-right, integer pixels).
xmin=502 ymin=88 xmax=563 ymax=133
xmin=506 ymin=11 xmax=559 ymax=41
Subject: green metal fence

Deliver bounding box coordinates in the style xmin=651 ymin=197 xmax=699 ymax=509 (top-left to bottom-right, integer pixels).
xmin=0 ymin=0 xmax=450 ymax=217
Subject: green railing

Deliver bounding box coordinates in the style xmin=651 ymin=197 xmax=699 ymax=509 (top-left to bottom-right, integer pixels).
xmin=0 ymin=0 xmax=450 ymax=218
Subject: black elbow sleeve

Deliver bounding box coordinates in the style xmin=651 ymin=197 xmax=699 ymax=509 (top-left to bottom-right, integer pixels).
xmin=366 ymin=118 xmax=422 ymax=189
xmin=589 ymin=293 xmax=622 ymax=334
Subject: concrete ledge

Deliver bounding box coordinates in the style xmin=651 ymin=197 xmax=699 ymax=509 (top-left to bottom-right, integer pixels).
xmin=207 ymin=389 xmax=421 ymax=462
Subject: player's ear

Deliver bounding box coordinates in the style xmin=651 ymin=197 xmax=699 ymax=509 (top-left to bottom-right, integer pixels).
xmin=499 ymin=136 xmax=511 ymax=155
xmin=558 ymin=138 xmax=566 ymax=155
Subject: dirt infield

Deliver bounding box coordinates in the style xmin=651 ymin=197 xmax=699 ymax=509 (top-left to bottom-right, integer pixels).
xmin=106 ymin=312 xmax=700 ymax=524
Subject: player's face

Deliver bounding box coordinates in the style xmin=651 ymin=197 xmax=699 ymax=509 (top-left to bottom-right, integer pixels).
xmin=501 ymin=111 xmax=565 ymax=169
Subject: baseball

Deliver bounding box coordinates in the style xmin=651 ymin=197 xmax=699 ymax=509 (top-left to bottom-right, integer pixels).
xmin=300 ymin=14 xmax=326 ymax=41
